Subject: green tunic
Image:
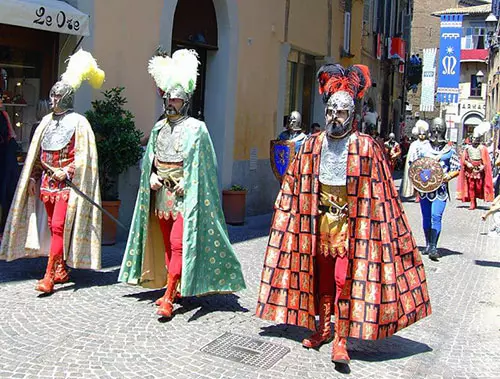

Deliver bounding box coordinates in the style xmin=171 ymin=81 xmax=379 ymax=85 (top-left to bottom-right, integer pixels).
xmin=118 ymin=118 xmax=246 ymax=296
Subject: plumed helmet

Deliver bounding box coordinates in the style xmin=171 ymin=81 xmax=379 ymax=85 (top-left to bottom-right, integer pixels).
xmin=415 ymin=120 xmax=429 ymax=135
xmin=316 ymin=63 xmax=372 ymax=138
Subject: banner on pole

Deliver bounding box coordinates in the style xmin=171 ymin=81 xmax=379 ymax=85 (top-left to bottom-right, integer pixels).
xmin=436 ymin=14 xmax=463 ymax=103
xmin=420 ymin=48 xmax=437 ymax=112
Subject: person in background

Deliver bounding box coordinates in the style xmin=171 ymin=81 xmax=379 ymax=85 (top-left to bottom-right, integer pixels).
xmin=384 ymin=132 xmax=402 ymax=173
xmin=0 ymin=95 xmax=20 ymax=241
xmin=310 ymin=122 xmax=321 ymax=135
xmin=457 ymin=124 xmax=494 ymax=210
xmin=277 ymin=111 xmax=307 ymax=152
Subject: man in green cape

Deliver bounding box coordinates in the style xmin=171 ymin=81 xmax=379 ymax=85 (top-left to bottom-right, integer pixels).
xmin=119 ymin=49 xmax=246 ymax=319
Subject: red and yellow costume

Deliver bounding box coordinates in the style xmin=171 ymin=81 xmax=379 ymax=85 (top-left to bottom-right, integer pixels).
xmin=457 ymin=144 xmax=494 ymax=209
xmin=384 ymin=140 xmax=401 ymax=173
xmin=256 ymin=63 xmax=431 ymax=366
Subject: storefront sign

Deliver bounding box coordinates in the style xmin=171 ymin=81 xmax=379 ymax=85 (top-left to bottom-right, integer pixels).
xmin=458 ymin=103 xmax=486 ymax=110
xmin=0 ymin=0 xmax=90 ymax=36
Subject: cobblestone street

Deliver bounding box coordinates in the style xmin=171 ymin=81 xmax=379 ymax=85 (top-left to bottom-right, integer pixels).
xmin=0 ymin=180 xmax=499 ymax=379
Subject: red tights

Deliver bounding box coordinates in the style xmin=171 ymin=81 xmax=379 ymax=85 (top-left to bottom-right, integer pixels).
xmin=316 ymin=253 xmax=349 ymax=302
xmin=44 ymin=198 xmax=69 ymax=258
xmin=158 ymin=215 xmax=183 ymax=277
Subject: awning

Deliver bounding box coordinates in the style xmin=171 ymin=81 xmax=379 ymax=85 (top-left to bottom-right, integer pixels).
xmin=461 ymin=49 xmax=488 ymax=63
xmin=0 ymin=0 xmax=89 ymax=36
xmin=464 ymin=116 xmax=483 ymax=126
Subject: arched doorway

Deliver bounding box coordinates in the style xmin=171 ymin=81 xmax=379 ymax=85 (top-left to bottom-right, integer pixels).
xmin=462 ymin=112 xmax=484 ymax=142
xmin=172 ymin=0 xmax=218 ymax=120
xmin=159 ymin=0 xmax=239 ymax=188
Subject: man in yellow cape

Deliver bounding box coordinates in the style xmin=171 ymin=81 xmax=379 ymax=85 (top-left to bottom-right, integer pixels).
xmin=0 ymin=50 xmax=105 ymax=294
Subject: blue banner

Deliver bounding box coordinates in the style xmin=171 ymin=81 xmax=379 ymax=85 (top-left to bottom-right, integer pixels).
xmin=436 ymin=14 xmax=463 ymax=103
xmin=493 ymin=0 xmax=500 ymax=18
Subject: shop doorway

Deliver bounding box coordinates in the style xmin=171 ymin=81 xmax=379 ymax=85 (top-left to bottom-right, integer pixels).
xmin=0 ymin=24 xmax=58 ymax=152
xmin=172 ymin=0 xmax=218 ymax=121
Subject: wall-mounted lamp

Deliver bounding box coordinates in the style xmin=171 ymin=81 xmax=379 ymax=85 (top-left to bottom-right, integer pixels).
xmin=486 ymin=13 xmax=499 ymax=48
xmin=476 ymin=70 xmax=485 ymax=84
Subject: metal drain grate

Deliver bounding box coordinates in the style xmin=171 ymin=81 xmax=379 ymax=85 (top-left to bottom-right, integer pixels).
xmin=200 ymin=332 xmax=290 ymax=369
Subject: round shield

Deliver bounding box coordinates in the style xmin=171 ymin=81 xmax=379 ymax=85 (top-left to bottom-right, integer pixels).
xmin=408 ymin=157 xmax=444 ymax=193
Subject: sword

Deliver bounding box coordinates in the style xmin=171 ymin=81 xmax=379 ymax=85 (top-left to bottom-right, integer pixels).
xmin=40 ymin=163 xmax=128 ymax=231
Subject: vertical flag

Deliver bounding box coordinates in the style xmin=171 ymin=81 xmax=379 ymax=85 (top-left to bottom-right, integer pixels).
xmin=420 ymin=48 xmax=437 ymax=112
xmin=436 ymin=14 xmax=463 ymax=103
xmin=493 ymin=0 xmax=500 ymax=18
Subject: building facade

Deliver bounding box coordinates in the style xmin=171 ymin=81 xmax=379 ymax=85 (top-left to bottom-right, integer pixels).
xmin=0 ymin=0 xmax=414 ymax=234
xmin=432 ymin=3 xmax=491 ymax=144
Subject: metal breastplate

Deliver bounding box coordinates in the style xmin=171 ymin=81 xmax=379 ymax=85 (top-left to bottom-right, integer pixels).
xmin=41 ymin=112 xmax=77 ymax=151
xmin=319 ymin=135 xmax=349 ymax=186
xmin=155 ymin=120 xmax=184 ymax=162
xmin=467 ymin=146 xmax=481 ymax=161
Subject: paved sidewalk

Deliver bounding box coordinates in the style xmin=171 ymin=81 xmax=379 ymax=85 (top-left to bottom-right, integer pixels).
xmin=0 ymin=179 xmax=499 ymax=379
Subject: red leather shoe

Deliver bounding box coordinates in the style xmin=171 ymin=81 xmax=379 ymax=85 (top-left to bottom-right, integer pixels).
xmin=155 ymin=290 xmax=180 ymax=306
xmin=331 ymin=335 xmax=350 ymax=364
xmin=35 ymin=255 xmax=56 ymax=294
xmin=157 ymin=273 xmax=180 ymax=318
xmin=54 ymin=258 xmax=69 ymax=284
xmin=302 ymin=295 xmax=333 ymax=348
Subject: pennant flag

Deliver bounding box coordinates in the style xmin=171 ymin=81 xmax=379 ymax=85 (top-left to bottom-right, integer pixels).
xmin=420 ymin=48 xmax=437 ymax=112
xmin=436 ymin=14 xmax=463 ymax=103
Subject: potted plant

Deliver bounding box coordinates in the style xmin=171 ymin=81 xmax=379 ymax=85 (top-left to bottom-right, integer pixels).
xmin=222 ymin=184 xmax=247 ymax=225
xmin=85 ymin=87 xmax=143 ymax=245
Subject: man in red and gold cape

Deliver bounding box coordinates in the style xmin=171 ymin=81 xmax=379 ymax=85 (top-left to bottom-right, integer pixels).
xmin=256 ymin=63 xmax=431 ymax=366
xmin=384 ymin=133 xmax=402 ymax=173
xmin=457 ymin=124 xmax=494 ymax=210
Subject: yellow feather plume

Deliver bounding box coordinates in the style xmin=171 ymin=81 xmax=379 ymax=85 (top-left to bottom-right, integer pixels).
xmin=61 ymin=49 xmax=105 ymax=90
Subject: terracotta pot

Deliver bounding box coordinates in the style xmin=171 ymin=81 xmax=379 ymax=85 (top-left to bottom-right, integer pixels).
xmin=101 ymin=200 xmax=121 ymax=245
xmin=222 ymin=190 xmax=247 ymax=225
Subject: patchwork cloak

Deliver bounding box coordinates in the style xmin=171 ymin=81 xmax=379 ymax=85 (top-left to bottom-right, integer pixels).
xmin=0 ymin=113 xmax=102 ymax=269
xmin=118 ymin=118 xmax=246 ymax=297
xmin=256 ymin=131 xmax=431 ymax=340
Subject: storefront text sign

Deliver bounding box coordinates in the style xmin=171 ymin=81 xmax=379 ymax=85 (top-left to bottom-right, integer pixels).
xmin=458 ymin=103 xmax=486 ymax=110
xmin=0 ymin=0 xmax=90 ymax=36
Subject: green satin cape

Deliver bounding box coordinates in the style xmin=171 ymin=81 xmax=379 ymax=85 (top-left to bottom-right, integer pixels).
xmin=118 ymin=118 xmax=246 ymax=296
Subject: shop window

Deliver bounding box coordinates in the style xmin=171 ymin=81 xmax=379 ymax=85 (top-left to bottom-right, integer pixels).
xmin=284 ymin=50 xmax=315 ymax=132
xmin=470 ymin=75 xmax=482 ymax=97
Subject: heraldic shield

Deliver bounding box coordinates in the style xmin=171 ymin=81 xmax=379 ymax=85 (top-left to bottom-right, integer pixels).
xmin=409 ymin=156 xmax=444 ymax=193
xmin=270 ymin=140 xmax=295 ymax=182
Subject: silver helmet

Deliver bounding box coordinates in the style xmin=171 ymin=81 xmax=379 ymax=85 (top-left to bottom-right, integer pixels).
xmin=430 ymin=117 xmax=446 ymax=145
xmin=325 ymin=91 xmax=355 ymax=139
xmin=287 ymin=111 xmax=302 ymax=131
xmin=163 ymin=84 xmax=191 ymax=117
xmin=49 ymin=81 xmax=74 ymax=114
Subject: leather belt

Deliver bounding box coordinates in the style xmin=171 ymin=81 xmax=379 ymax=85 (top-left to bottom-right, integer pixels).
xmin=318 ymin=204 xmax=348 ymax=217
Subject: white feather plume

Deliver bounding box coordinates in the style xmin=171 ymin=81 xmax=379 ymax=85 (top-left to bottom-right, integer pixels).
xmin=415 ymin=120 xmax=429 ymax=132
xmin=473 ymin=121 xmax=491 ymax=138
xmin=148 ymin=49 xmax=199 ymax=94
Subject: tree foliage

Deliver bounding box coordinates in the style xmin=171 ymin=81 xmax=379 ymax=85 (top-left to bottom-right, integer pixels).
xmin=85 ymin=87 xmax=143 ymax=200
